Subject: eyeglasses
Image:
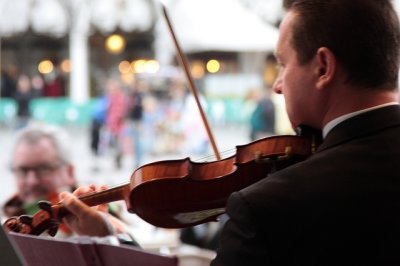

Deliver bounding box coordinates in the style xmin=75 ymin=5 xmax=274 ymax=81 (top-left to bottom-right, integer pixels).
xmin=11 ymin=163 xmax=65 ymax=179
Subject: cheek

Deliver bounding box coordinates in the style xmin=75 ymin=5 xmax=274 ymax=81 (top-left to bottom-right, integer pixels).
xmin=281 ymin=75 xmax=299 ymax=107
xmin=34 ymin=176 xmax=59 ymax=193
xmin=16 ymin=179 xmax=25 ymax=191
xmin=49 ymin=177 xmax=63 ymax=190
xmin=283 ymin=94 xmax=298 ymax=125
xmin=57 ymin=170 xmax=71 ymax=186
xmin=281 ymin=79 xmax=308 ymax=126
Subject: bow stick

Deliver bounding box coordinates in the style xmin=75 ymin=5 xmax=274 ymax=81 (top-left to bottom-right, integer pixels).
xmin=161 ymin=4 xmax=221 ymax=160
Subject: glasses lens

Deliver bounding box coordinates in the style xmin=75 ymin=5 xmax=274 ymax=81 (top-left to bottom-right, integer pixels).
xmin=12 ymin=164 xmax=63 ymax=178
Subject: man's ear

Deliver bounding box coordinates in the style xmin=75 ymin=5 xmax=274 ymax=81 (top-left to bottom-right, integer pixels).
xmin=315 ymin=47 xmax=336 ymax=90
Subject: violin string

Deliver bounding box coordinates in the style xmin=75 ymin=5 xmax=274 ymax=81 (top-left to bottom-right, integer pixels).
xmin=191 ymin=147 xmax=237 ymax=162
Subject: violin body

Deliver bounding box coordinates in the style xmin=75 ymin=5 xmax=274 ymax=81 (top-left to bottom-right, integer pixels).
xmin=128 ymin=134 xmax=317 ymax=228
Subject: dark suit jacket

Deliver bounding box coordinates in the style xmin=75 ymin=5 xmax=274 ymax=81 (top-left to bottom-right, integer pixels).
xmin=212 ymin=105 xmax=400 ymax=265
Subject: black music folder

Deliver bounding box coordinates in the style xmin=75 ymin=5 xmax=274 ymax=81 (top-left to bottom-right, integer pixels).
xmin=9 ymin=232 xmax=178 ymax=266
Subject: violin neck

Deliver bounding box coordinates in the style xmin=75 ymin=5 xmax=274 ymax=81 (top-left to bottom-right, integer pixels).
xmin=76 ymin=183 xmax=130 ymax=207
xmin=3 ymin=184 xmax=131 ymax=236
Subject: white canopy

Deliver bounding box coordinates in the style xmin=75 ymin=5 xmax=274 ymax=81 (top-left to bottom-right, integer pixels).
xmin=0 ymin=0 xmax=69 ymax=37
xmin=0 ymin=0 xmax=32 ymax=36
xmin=165 ymin=0 xmax=279 ymax=53
xmin=0 ymin=0 xmax=154 ymax=37
xmin=31 ymin=0 xmax=69 ymax=37
xmin=90 ymin=0 xmax=153 ymax=34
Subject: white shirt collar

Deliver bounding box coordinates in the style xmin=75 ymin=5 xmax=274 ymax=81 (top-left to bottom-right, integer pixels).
xmin=322 ymin=102 xmax=399 ymax=138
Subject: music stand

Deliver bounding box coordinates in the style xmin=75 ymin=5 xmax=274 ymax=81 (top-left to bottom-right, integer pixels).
xmin=0 ymin=226 xmax=25 ymax=266
xmin=9 ymin=232 xmax=178 ymax=266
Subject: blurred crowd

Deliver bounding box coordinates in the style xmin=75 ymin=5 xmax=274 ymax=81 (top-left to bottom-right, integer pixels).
xmin=88 ymin=75 xmax=212 ymax=172
xmin=1 ymin=66 xmax=67 ymax=129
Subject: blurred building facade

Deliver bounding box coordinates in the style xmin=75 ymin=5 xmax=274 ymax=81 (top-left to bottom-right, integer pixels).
xmin=0 ymin=0 xmax=283 ymax=101
xmin=0 ymin=0 xmax=298 ymax=135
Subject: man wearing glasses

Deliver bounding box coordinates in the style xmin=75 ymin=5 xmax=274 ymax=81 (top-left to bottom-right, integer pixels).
xmin=2 ymin=125 xmax=77 ymax=237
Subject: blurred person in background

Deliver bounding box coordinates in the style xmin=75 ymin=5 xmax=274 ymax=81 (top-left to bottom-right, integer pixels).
xmin=13 ymin=74 xmax=36 ymax=129
xmin=0 ymin=67 xmax=17 ymax=98
xmin=2 ymin=125 xmax=77 ymax=237
xmin=126 ymin=78 xmax=145 ymax=169
xmin=42 ymin=70 xmax=66 ymax=97
xmin=181 ymin=90 xmax=209 ymax=156
xmin=249 ymin=86 xmax=276 ymax=141
xmin=104 ymin=78 xmax=128 ymax=169
xmin=2 ymin=124 xmax=130 ymax=239
xmin=30 ymin=74 xmax=45 ymax=97
xmin=90 ymin=93 xmax=109 ymax=172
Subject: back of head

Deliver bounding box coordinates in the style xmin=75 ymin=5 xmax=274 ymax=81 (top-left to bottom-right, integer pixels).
xmin=283 ymin=0 xmax=400 ymax=90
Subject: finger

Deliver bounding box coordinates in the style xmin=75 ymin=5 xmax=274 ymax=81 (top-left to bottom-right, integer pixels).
xmin=72 ymin=185 xmax=96 ymax=197
xmin=96 ymin=204 xmax=108 ymax=213
xmin=93 ymin=185 xmax=109 ymax=211
xmin=79 ymin=185 xmax=106 ymax=212
xmin=88 ymin=184 xmax=97 ymax=191
xmin=97 ymin=189 xmax=109 ymax=212
xmin=61 ymin=192 xmax=93 ymax=218
xmin=59 ymin=191 xmax=69 ymax=201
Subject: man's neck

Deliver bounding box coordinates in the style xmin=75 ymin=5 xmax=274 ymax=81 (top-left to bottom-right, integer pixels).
xmin=321 ymin=88 xmax=399 ymax=129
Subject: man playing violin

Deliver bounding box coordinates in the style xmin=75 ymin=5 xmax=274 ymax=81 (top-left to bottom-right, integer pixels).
xmin=60 ymin=0 xmax=400 ymax=264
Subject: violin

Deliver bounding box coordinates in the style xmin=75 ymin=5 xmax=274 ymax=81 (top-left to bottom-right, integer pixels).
xmin=3 ymin=126 xmax=321 ymax=236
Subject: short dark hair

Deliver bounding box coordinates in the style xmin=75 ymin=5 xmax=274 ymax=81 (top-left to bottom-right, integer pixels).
xmin=284 ymin=0 xmax=400 ymax=89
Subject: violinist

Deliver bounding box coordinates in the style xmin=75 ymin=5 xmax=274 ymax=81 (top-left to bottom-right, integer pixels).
xmin=60 ymin=0 xmax=400 ymax=264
